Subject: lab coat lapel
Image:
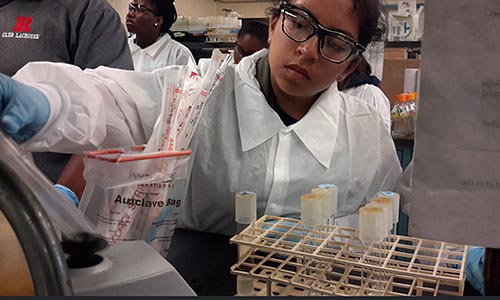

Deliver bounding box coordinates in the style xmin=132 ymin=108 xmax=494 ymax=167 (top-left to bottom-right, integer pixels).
xmin=292 ymin=84 xmax=340 ymax=168
xmin=144 ymin=34 xmax=170 ymax=59
xmin=235 ymin=50 xmax=284 ymax=152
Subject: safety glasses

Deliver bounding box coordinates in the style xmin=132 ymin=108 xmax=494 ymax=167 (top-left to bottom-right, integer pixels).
xmin=128 ymin=2 xmax=158 ymax=16
xmin=280 ymin=1 xmax=365 ymax=64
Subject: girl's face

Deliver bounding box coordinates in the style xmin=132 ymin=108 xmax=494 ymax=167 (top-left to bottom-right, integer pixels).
xmin=268 ymin=0 xmax=361 ymax=98
xmin=126 ymin=0 xmax=162 ymax=35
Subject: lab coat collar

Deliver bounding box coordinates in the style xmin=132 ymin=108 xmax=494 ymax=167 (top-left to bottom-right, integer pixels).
xmin=235 ymin=50 xmax=340 ymax=168
xmin=129 ymin=34 xmax=171 ymax=59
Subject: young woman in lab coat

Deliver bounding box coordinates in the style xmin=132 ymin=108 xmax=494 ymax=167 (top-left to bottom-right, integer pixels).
xmin=126 ymin=0 xmax=194 ymax=71
xmin=0 ymin=0 xmax=402 ymax=236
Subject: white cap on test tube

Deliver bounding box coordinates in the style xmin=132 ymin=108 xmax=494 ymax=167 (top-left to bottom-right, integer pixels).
xmin=359 ymin=206 xmax=385 ymax=244
xmin=318 ymin=184 xmax=338 ymax=217
xmin=301 ymin=193 xmax=323 ymax=227
xmin=377 ymin=191 xmax=400 ymax=224
xmin=370 ymin=197 xmax=394 ymax=233
xmin=235 ymin=191 xmax=257 ymax=224
xmin=311 ymin=187 xmax=330 ymax=223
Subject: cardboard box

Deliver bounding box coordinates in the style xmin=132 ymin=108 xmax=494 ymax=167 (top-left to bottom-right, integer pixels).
xmin=381 ymin=58 xmax=421 ymax=107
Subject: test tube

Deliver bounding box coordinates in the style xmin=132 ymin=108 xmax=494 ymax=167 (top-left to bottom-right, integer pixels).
xmin=370 ymin=197 xmax=394 ymax=238
xmin=235 ymin=191 xmax=257 ymax=296
xmin=235 ymin=191 xmax=257 ymax=235
xmin=318 ymin=184 xmax=338 ymax=226
xmin=311 ymin=187 xmax=331 ymax=225
xmin=301 ymin=193 xmax=323 ymax=230
xmin=377 ymin=191 xmax=400 ymax=235
xmin=358 ymin=206 xmax=386 ymax=295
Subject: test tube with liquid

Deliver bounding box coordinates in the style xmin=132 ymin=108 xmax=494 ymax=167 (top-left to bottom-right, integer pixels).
xmin=311 ymin=187 xmax=331 ymax=226
xmin=318 ymin=184 xmax=338 ymax=226
xmin=377 ymin=191 xmax=400 ymax=235
xmin=370 ymin=197 xmax=393 ymax=242
xmin=301 ymin=193 xmax=323 ymax=236
xmin=359 ymin=206 xmax=386 ymax=295
xmin=234 ymin=191 xmax=257 ymax=296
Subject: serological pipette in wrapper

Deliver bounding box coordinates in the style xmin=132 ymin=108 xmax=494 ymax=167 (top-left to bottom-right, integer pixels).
xmin=145 ymin=49 xmax=232 ymax=153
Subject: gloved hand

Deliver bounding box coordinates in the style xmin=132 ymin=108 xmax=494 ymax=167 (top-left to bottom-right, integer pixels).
xmin=0 ymin=74 xmax=49 ymax=143
xmin=465 ymin=246 xmax=485 ymax=295
xmin=55 ymin=184 xmax=79 ymax=207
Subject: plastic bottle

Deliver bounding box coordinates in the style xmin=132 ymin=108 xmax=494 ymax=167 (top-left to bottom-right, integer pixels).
xmin=391 ymin=93 xmax=409 ymax=138
xmin=407 ymin=92 xmax=417 ymax=137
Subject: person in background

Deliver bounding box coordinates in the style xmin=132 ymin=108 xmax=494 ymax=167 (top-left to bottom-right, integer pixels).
xmin=338 ymin=55 xmax=391 ymax=131
xmin=0 ymin=0 xmax=401 ymax=234
xmin=0 ymin=0 xmax=134 ymax=183
xmin=126 ymin=0 xmax=194 ymax=71
xmin=198 ymin=21 xmax=269 ymax=76
xmin=57 ymin=0 xmax=196 ymax=196
xmin=233 ymin=21 xmax=269 ymax=64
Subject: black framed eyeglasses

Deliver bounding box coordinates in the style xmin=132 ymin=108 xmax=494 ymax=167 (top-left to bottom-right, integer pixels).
xmin=279 ymin=1 xmax=365 ymax=64
xmin=128 ymin=2 xmax=158 ymax=15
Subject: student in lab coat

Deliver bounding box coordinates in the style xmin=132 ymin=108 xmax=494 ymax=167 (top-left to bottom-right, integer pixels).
xmin=127 ymin=0 xmax=194 ymax=71
xmin=233 ymin=21 xmax=269 ymax=64
xmin=0 ymin=0 xmax=401 ymax=235
xmin=339 ymin=56 xmax=391 ymax=132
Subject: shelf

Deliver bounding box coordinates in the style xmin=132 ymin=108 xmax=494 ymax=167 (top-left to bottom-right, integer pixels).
xmin=385 ymin=41 xmax=421 ymax=48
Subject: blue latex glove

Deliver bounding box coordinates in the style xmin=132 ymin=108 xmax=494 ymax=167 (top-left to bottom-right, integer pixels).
xmin=0 ymin=74 xmax=49 ymax=143
xmin=54 ymin=184 xmax=79 ymax=207
xmin=466 ymin=246 xmax=485 ymax=295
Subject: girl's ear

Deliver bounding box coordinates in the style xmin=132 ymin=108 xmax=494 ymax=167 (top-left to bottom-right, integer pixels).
xmin=337 ymin=56 xmax=361 ymax=82
xmin=155 ymin=16 xmax=164 ymax=28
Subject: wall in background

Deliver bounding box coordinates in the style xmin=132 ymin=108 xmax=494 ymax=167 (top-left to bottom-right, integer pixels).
xmin=109 ymin=0 xmax=426 ymax=31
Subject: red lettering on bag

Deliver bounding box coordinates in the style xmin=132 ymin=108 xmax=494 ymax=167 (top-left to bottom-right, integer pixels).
xmin=12 ymin=16 xmax=33 ymax=32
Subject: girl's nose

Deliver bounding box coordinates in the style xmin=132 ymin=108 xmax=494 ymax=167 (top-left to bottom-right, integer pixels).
xmin=296 ymin=35 xmax=320 ymax=62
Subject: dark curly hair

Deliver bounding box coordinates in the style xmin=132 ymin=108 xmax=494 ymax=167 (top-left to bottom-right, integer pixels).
xmin=267 ymin=0 xmax=387 ymax=47
xmin=238 ymin=21 xmax=269 ymax=45
xmin=150 ymin=0 xmax=178 ymax=35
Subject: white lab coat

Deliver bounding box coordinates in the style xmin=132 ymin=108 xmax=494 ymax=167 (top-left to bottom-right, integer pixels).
xmin=128 ymin=34 xmax=194 ymax=71
xmin=14 ymin=50 xmax=402 ymax=236
xmin=344 ymin=84 xmax=392 ymax=132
